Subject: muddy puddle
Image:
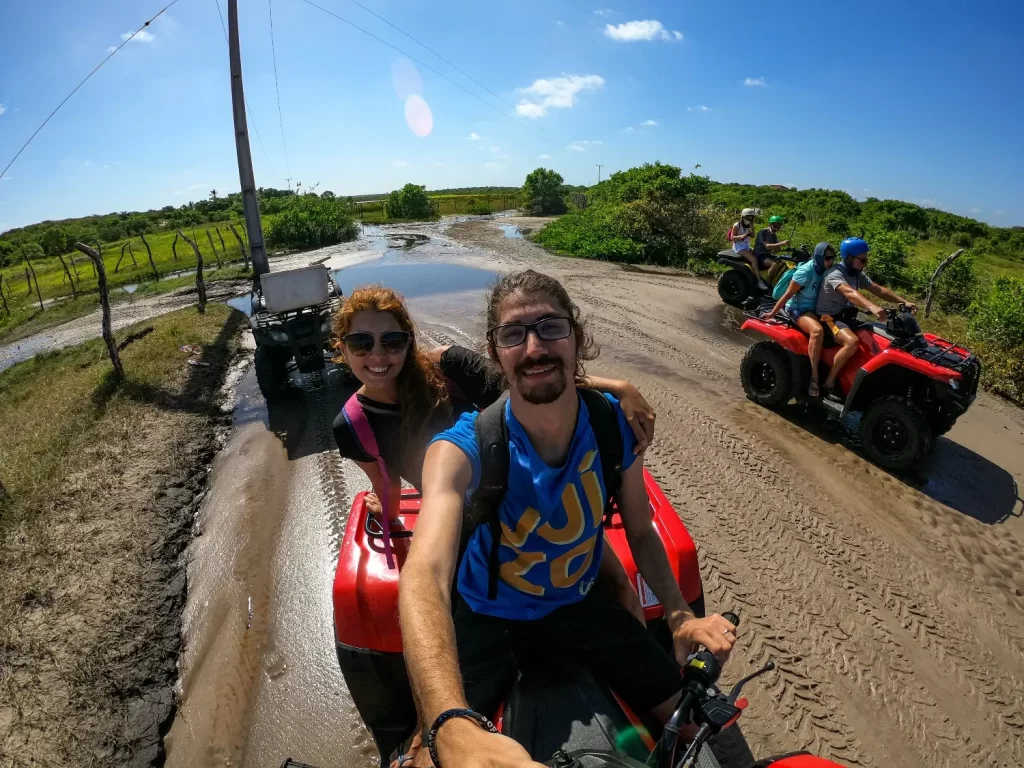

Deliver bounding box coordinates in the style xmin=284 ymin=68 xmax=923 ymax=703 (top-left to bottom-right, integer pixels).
xmin=498 ymin=223 xmax=523 ymax=239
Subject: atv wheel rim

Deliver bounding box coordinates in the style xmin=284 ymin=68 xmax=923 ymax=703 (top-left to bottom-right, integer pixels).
xmin=875 ymin=415 xmax=910 ymax=456
xmin=751 ymin=362 xmax=777 ymax=395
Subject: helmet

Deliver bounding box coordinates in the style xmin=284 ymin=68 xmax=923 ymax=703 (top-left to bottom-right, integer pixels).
xmin=740 ymin=207 xmax=759 ymax=218
xmin=769 ymin=215 xmax=784 ymax=225
xmin=840 ymin=237 xmax=869 ymax=275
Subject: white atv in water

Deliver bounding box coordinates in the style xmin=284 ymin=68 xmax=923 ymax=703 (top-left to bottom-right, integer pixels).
xmin=248 ymin=264 xmax=343 ymax=399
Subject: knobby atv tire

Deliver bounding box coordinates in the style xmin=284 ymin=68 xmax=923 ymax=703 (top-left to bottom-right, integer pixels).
xmin=740 ymin=341 xmax=792 ymax=409
xmin=718 ymin=269 xmax=750 ymax=307
xmin=255 ymin=345 xmax=291 ymax=401
xmin=860 ymin=396 xmax=933 ymax=471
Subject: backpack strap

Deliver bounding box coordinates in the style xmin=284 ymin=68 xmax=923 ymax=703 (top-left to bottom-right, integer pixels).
xmin=342 ymin=393 xmax=397 ymax=569
xmin=467 ymin=391 xmax=510 ymax=600
xmin=577 ymin=388 xmax=624 ymax=514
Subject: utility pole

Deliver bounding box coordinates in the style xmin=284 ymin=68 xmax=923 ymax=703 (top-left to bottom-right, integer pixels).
xmin=285 ymin=178 xmax=292 ymax=192
xmin=228 ymin=0 xmax=269 ymax=280
xmin=596 ymin=164 xmax=604 ymax=183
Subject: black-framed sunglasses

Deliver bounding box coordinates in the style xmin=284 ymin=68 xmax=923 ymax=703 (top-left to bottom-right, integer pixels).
xmin=488 ymin=316 xmax=573 ymax=349
xmin=343 ymin=330 xmax=411 ymax=356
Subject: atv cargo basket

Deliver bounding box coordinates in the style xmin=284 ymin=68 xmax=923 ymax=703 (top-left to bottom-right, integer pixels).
xmin=260 ymin=264 xmax=332 ymax=314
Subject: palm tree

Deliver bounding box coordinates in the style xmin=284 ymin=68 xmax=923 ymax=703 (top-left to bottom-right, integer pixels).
xmin=209 ymin=189 xmax=218 ymax=200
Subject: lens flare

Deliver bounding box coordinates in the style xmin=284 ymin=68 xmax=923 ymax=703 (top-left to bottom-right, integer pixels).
xmin=404 ymin=94 xmax=433 ymax=137
xmin=391 ymin=57 xmax=422 ymax=101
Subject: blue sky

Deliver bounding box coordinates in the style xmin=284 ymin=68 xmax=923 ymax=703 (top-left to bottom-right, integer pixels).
xmin=1 ymin=0 xmax=1022 ymax=232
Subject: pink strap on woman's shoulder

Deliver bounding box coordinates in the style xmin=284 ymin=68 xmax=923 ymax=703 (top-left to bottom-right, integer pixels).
xmin=342 ymin=394 xmax=396 ymax=569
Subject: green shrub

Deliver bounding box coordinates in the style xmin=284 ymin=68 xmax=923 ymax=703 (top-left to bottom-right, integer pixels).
xmin=909 ymin=252 xmax=979 ymax=314
xmin=533 ymin=163 xmax=720 ymax=269
xmin=863 ymin=230 xmax=915 ymax=287
xmin=384 ymin=184 xmax=435 ymax=220
xmin=521 ymin=168 xmax=567 ymax=216
xmin=466 ymin=198 xmax=492 ymax=216
xmin=264 ymin=195 xmax=358 ymax=249
xmin=969 ymin=277 xmax=1024 ymax=347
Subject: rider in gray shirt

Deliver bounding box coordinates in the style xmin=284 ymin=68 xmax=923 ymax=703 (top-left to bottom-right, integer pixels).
xmin=815 ymin=238 xmax=916 ymax=401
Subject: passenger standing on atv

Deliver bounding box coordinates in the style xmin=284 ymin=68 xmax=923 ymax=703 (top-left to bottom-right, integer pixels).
xmin=753 ymin=215 xmax=791 ymax=272
xmin=815 ymin=238 xmax=917 ymax=401
xmin=765 ymin=242 xmax=835 ymax=397
xmin=729 ymin=208 xmax=767 ymax=290
xmin=332 ymin=286 xmax=654 ymax=618
xmin=398 ymin=270 xmax=737 ymax=768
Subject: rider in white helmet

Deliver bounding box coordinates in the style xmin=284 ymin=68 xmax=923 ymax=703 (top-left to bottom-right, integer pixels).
xmin=729 ymin=208 xmax=767 ymax=290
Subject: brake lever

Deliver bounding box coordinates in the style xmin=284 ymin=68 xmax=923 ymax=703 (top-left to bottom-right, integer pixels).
xmin=726 ymin=660 xmax=776 ymax=703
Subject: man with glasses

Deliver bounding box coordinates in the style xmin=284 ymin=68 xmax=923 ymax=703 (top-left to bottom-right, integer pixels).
xmin=816 ymin=237 xmax=917 ymax=401
xmin=398 ymin=270 xmax=737 ymax=768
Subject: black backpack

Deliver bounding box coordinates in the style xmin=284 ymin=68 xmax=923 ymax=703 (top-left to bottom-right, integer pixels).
xmin=463 ymin=387 xmax=625 ymax=600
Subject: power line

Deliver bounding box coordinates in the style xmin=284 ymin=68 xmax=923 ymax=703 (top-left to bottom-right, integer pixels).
xmin=268 ymin=0 xmax=292 ymax=180
xmin=295 ymin=0 xmax=553 ymax=148
xmin=0 ymin=0 xmax=183 ymax=181
xmin=339 ymin=0 xmax=560 ymax=144
xmin=212 ymin=0 xmax=276 ymax=179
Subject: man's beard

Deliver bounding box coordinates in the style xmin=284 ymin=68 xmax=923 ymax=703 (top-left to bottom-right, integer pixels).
xmin=513 ymin=354 xmax=569 ymax=404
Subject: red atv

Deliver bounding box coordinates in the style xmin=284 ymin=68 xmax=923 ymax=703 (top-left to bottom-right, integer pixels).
xmin=740 ymin=304 xmax=981 ymax=471
xmin=332 ymin=475 xmax=705 ymax=766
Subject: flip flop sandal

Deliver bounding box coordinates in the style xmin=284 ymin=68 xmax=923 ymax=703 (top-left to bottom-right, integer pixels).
xmin=389 ymin=737 xmax=426 ymax=768
xmin=808 ymin=378 xmax=821 ymax=398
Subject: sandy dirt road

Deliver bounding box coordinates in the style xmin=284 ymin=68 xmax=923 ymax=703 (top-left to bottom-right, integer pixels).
xmin=165 ymin=218 xmax=1024 ymax=768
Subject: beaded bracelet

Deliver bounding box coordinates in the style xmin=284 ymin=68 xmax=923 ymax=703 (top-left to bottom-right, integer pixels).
xmin=426 ymin=707 xmax=498 ymax=768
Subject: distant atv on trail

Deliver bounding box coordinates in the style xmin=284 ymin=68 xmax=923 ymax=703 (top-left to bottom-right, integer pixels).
xmin=248 ymin=264 xmax=343 ymax=399
xmin=740 ymin=304 xmax=981 ymax=470
xmin=716 ymin=244 xmax=811 ymax=309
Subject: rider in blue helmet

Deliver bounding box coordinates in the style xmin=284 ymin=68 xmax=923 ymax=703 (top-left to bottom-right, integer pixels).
xmin=815 ymin=237 xmax=917 ymax=401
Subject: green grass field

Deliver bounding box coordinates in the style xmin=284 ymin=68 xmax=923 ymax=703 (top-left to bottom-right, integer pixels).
xmin=0 ymin=224 xmax=249 ymax=342
xmin=351 ymin=193 xmax=520 ymax=222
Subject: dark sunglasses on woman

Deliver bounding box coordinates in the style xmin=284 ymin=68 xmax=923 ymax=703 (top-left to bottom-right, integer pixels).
xmin=487 ymin=316 xmax=572 ymax=349
xmin=343 ymin=331 xmax=411 ymax=356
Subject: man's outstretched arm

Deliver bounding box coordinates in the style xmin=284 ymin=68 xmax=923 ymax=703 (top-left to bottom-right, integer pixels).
xmin=399 ymin=440 xmax=544 ymax=768
xmin=399 ymin=440 xmax=472 ymax=723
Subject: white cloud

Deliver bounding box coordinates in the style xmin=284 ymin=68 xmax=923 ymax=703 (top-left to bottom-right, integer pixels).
xmin=555 ymin=20 xmax=565 ymax=27
xmin=970 ymin=207 xmax=982 ymax=214
xmin=744 ymin=77 xmax=767 ymax=87
xmin=497 ymin=154 xmax=511 ymax=160
xmin=468 ymin=132 xmax=480 ymax=140
xmin=687 ymin=105 xmax=710 ymax=112
xmin=484 ymin=162 xmax=501 ymax=169
xmin=106 ymin=46 xmax=118 ymax=53
xmin=392 ymin=159 xmax=410 ymax=168
xmin=515 ymin=74 xmax=604 ymax=118
xmin=569 ymin=145 xmax=585 ymax=152
xmin=537 ymin=154 xmax=551 ymax=159
xmin=568 ymin=140 xmax=602 ymax=152
xmin=0 ymin=104 xmax=5 ymax=117
xmin=489 ymin=145 xmax=502 ymax=153
xmin=122 ymin=30 xmax=155 ymax=43
xmin=641 ymin=119 xmax=658 ymax=127
xmin=187 ymin=182 xmax=210 ymax=190
xmin=624 ymin=126 xmax=635 ymax=133
xmin=594 ymin=9 xmax=615 ymax=17
xmin=604 ymin=20 xmax=682 ymax=42
xmin=994 ymin=210 xmax=1005 ymax=216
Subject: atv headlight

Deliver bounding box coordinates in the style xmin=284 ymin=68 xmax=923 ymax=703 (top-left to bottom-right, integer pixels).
xmin=268 ymin=329 xmax=290 ymax=344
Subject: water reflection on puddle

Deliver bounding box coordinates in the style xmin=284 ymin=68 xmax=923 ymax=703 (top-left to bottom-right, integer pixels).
xmin=498 ymin=224 xmax=523 ymax=239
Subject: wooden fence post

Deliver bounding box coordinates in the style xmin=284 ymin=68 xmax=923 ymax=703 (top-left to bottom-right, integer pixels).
xmin=24 ymin=267 xmax=32 ymax=296
xmin=139 ymin=233 xmax=159 ymax=279
xmin=228 ymin=223 xmax=249 ymax=271
xmin=74 ymin=243 xmax=124 ymax=381
xmin=924 ymin=248 xmax=966 ymax=318
xmin=0 ymin=274 xmax=9 ymax=315
xmin=206 ymin=230 xmax=223 ymax=269
xmin=177 ymin=231 xmax=207 ymax=313
xmin=26 ymin=257 xmax=43 ymax=311
xmin=216 ymin=227 xmax=227 ymax=252
xmin=171 ymin=232 xmax=180 ymax=261
xmin=57 ymin=254 xmax=78 ymax=298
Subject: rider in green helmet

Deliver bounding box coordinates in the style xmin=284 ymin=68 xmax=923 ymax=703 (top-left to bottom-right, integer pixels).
xmin=753 ymin=214 xmax=791 ymax=276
